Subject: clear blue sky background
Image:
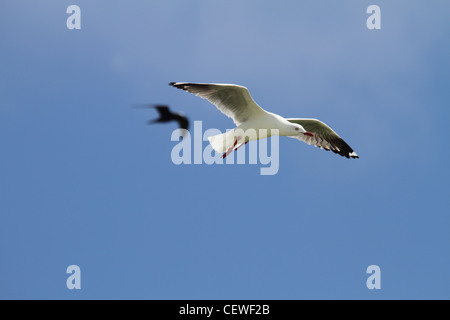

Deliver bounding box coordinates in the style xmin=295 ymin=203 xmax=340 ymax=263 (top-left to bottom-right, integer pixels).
xmin=1 ymin=0 xmax=449 ymax=299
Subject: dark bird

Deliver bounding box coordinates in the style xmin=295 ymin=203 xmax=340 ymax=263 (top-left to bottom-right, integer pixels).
xmin=135 ymin=104 xmax=189 ymax=135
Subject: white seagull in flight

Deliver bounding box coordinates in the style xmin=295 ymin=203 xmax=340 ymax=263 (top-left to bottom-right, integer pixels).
xmin=169 ymin=82 xmax=359 ymax=159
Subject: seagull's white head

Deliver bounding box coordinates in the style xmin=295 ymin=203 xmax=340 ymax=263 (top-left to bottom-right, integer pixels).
xmin=289 ymin=123 xmax=306 ymax=135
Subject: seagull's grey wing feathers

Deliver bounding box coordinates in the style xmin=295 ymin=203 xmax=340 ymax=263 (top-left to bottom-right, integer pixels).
xmin=287 ymin=118 xmax=358 ymax=159
xmin=169 ymin=82 xmax=266 ymax=125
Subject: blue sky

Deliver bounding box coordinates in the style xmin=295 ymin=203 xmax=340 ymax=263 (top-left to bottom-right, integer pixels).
xmin=1 ymin=0 xmax=449 ymax=299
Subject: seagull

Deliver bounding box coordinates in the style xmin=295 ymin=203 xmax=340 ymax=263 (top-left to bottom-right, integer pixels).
xmin=135 ymin=104 xmax=189 ymax=135
xmin=169 ymin=82 xmax=358 ymax=159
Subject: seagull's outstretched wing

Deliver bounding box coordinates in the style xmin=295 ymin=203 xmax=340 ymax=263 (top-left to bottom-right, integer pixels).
xmin=287 ymin=118 xmax=359 ymax=159
xmin=169 ymin=82 xmax=267 ymax=125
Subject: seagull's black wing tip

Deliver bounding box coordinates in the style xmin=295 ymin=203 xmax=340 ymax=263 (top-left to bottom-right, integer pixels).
xmin=329 ymin=137 xmax=359 ymax=160
xmin=338 ymin=152 xmax=359 ymax=159
xmin=345 ymin=152 xmax=359 ymax=159
xmin=169 ymin=82 xmax=189 ymax=90
xmin=169 ymin=82 xmax=182 ymax=88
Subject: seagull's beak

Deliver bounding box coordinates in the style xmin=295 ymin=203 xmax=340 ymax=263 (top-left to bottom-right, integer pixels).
xmin=303 ymin=132 xmax=314 ymax=137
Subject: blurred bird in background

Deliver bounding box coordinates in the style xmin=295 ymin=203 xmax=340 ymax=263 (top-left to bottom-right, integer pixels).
xmin=134 ymin=104 xmax=189 ymax=136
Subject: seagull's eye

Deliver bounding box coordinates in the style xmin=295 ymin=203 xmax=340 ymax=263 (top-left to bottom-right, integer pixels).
xmin=295 ymin=127 xmax=299 ymax=131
